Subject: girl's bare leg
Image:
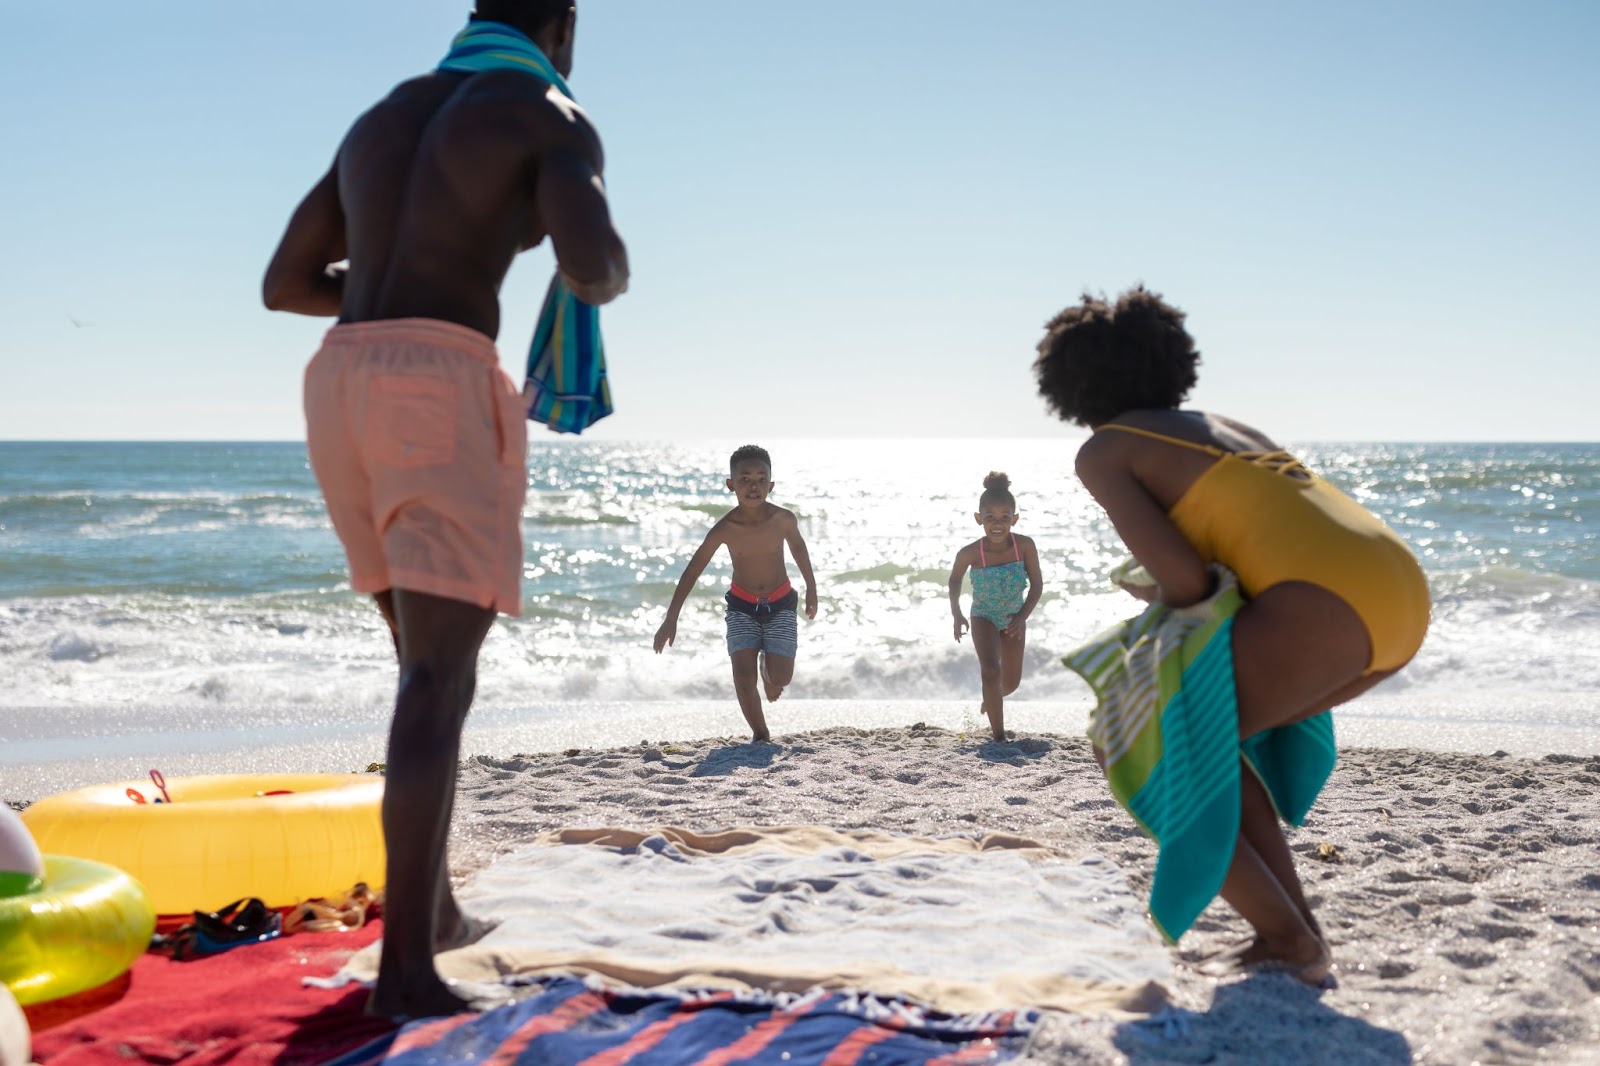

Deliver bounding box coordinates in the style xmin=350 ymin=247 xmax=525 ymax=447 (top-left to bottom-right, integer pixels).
xmin=1000 ymin=619 xmax=1026 ymax=698
xmin=969 ymin=618 xmax=1006 ymax=740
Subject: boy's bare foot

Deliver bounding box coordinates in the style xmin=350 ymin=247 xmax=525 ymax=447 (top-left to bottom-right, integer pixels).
xmin=750 ymin=730 xmax=772 ymax=743
xmin=759 ymin=655 xmax=783 ymax=702
xmin=1196 ymin=933 xmax=1331 ymax=985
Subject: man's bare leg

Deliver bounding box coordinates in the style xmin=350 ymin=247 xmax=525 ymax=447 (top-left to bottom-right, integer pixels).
xmin=368 ymin=589 xmax=496 ymax=1021
xmin=374 ymin=589 xmax=401 ymax=656
xmin=729 ymin=649 xmax=771 ymax=741
xmin=760 ymin=652 xmax=794 ymax=703
xmin=375 ymin=590 xmax=488 ymax=951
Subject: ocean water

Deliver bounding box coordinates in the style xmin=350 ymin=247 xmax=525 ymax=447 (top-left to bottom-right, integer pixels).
xmin=2 ymin=438 xmax=1597 ymax=795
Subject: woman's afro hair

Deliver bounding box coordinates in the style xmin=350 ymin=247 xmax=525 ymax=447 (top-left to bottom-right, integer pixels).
xmin=1033 ymin=285 xmax=1200 ymax=427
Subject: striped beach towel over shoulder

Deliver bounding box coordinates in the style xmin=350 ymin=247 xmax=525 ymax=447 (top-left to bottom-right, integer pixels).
xmin=435 ymin=21 xmax=574 ymax=92
xmin=437 ymin=21 xmax=612 ymax=435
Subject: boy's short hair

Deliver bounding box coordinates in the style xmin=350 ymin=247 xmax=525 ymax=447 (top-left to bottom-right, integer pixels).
xmin=729 ymin=444 xmax=772 ymax=473
xmin=1034 ymin=286 xmax=1200 ymax=427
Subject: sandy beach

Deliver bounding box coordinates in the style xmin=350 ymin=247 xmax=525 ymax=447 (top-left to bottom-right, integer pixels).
xmin=417 ymin=725 xmax=1600 ymax=1065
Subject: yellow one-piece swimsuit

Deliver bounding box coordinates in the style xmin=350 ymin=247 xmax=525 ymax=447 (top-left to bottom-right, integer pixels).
xmin=1100 ymin=424 xmax=1431 ymax=672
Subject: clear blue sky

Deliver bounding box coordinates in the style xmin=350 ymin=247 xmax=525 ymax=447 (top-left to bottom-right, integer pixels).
xmin=1 ymin=1 xmax=1595 ymax=441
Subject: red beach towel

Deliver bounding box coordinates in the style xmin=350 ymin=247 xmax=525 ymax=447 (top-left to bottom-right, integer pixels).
xmin=25 ymin=921 xmax=395 ymax=1066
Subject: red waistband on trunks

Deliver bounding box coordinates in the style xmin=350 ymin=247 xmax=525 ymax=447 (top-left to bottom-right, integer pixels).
xmin=729 ymin=579 xmax=792 ymax=604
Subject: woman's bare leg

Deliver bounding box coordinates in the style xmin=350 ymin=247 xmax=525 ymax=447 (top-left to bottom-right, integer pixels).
xmin=1208 ymin=582 xmax=1376 ymax=980
xmin=1207 ymin=832 xmax=1331 ymax=983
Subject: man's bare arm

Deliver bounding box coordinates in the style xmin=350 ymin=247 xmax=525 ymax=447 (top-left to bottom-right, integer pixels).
xmin=535 ymin=120 xmax=629 ymax=306
xmin=262 ymin=167 xmax=348 ymax=316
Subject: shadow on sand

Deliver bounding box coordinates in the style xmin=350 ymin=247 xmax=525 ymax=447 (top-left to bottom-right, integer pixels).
xmin=1113 ymin=973 xmax=1411 ymax=1065
xmin=973 ymin=736 xmax=1056 ymax=764
xmin=689 ymin=741 xmax=781 ymax=777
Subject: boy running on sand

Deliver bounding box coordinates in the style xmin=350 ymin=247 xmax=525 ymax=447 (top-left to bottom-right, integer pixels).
xmin=654 ymin=445 xmax=819 ymax=741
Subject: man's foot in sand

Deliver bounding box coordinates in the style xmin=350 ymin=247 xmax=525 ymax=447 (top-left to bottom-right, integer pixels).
xmin=433 ymin=911 xmax=500 ymax=953
xmin=1196 ymin=933 xmax=1331 ymax=985
xmin=367 ymin=977 xmax=508 ymax=1022
xmin=759 ymin=655 xmax=784 ymax=702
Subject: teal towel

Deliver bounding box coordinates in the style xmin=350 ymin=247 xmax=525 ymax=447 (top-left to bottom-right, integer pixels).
xmin=437 ymin=21 xmax=612 ymax=435
xmin=1062 ymin=562 xmax=1337 ymax=941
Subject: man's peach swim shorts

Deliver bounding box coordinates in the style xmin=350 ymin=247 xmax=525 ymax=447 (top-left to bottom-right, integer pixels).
xmin=304 ymin=319 xmax=527 ymax=616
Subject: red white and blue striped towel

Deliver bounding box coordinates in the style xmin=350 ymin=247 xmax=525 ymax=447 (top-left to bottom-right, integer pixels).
xmin=325 ymin=977 xmax=1037 ymax=1066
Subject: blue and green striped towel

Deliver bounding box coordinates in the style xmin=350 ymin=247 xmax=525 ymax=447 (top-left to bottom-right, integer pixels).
xmin=438 ymin=21 xmax=612 ymax=435
xmin=1062 ymin=561 xmax=1336 ymax=941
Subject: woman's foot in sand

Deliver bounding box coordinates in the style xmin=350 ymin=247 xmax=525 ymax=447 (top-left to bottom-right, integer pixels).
xmin=1196 ymin=933 xmax=1331 ymax=985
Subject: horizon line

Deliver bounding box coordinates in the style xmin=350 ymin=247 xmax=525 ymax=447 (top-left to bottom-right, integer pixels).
xmin=3 ymin=437 xmax=1599 ymax=447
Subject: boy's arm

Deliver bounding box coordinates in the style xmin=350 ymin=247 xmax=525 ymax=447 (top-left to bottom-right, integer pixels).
xmin=1076 ymin=437 xmax=1211 ymax=606
xmin=948 ymin=545 xmax=972 ymax=642
xmin=653 ymin=527 xmax=724 ymax=652
xmin=784 ymin=514 xmax=819 ymax=620
xmin=1002 ymin=536 xmax=1045 ymax=638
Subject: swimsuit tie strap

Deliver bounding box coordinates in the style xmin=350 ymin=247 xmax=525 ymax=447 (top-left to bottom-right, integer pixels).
xmin=1098 ymin=424 xmax=1226 ymax=456
xmin=1238 ymin=450 xmax=1310 ymax=479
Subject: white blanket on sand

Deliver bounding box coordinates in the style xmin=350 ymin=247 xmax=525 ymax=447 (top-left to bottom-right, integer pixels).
xmin=337 ymin=825 xmax=1170 ymax=1016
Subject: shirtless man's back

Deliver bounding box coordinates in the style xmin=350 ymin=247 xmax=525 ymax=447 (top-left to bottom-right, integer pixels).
xmin=262 ymin=0 xmax=626 ymax=1020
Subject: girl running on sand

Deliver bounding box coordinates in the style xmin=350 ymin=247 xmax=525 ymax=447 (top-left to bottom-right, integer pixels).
xmin=947 ymin=472 xmax=1044 ymax=741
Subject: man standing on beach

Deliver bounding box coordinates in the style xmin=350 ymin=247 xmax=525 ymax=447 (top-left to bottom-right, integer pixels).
xmin=261 ymin=0 xmax=627 ymax=1019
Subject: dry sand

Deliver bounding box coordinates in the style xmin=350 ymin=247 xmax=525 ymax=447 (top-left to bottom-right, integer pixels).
xmin=440 ymin=725 xmax=1600 ymax=1065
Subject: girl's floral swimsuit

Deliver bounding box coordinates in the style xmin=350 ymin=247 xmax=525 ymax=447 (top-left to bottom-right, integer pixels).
xmin=970 ymin=534 xmax=1028 ymax=628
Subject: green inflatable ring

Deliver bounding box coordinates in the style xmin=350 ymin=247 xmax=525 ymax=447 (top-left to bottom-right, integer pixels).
xmin=0 ymin=855 xmax=155 ymax=1006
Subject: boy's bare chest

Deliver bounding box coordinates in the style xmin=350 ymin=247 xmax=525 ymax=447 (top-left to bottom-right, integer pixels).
xmin=722 ymin=515 xmax=786 ymax=558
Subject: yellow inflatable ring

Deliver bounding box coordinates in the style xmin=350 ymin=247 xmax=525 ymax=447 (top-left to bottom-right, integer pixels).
xmin=0 ymin=855 xmax=155 ymax=1006
xmin=22 ymin=774 xmax=385 ymax=916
